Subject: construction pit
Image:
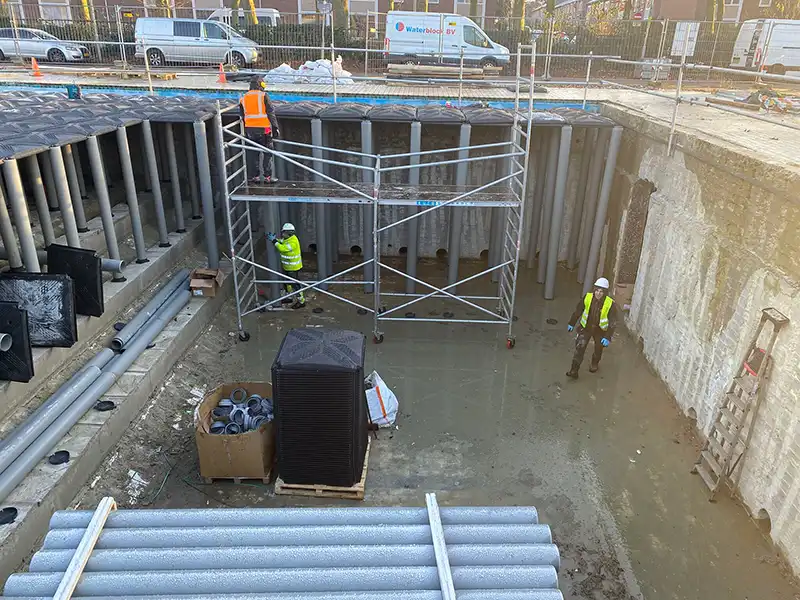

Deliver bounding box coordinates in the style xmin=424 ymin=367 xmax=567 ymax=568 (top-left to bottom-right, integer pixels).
xmin=0 ymin=75 xmax=799 ymax=600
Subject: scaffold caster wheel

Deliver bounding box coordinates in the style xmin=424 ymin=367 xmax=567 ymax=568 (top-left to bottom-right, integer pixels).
xmin=239 ymin=331 xmax=251 ymax=342
xmin=506 ymin=337 xmax=515 ymax=349
xmin=373 ymin=334 xmax=384 ymax=344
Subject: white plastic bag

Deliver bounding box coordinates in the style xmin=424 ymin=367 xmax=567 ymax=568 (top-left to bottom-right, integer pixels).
xmin=365 ymin=370 xmax=398 ymax=427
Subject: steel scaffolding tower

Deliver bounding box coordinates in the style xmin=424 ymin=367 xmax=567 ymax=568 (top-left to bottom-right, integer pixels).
xmin=217 ymin=45 xmax=535 ymax=348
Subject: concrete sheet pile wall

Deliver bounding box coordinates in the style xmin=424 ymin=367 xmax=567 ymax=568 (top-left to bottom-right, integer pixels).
xmin=603 ymin=104 xmax=800 ymax=571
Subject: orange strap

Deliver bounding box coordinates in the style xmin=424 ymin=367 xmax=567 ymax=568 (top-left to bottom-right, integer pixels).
xmin=375 ymin=384 xmax=388 ymax=420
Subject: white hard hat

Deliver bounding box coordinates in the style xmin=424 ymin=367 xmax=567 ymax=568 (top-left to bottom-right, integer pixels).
xmin=594 ymin=277 xmax=610 ymax=290
xmin=281 ymin=223 xmax=295 ymax=232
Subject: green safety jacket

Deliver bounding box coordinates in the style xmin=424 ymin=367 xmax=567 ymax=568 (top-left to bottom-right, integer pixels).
xmin=274 ymin=234 xmax=303 ymax=272
xmin=580 ymin=293 xmax=614 ymax=331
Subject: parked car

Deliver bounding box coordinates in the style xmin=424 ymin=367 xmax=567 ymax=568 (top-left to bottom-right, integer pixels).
xmin=731 ymin=18 xmax=800 ymax=75
xmin=0 ymin=28 xmax=89 ymax=62
xmin=385 ymin=11 xmax=510 ymax=68
xmin=208 ymin=8 xmax=281 ymax=28
xmin=134 ymin=17 xmax=260 ymax=68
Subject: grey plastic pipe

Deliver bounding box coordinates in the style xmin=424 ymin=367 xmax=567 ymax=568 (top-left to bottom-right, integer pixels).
xmin=0 ymin=250 xmax=124 ymax=274
xmin=0 ymin=332 xmax=11 ymax=352
xmin=0 ymin=173 xmax=23 ymax=270
xmin=42 ymin=524 xmax=552 ymax=550
xmin=361 ymin=119 xmax=374 ymax=293
xmin=25 ymin=154 xmax=56 ymax=247
xmin=29 ymin=543 xmax=560 ymax=572
xmin=5 ymin=591 xmax=564 ymax=600
xmin=111 ymin=269 xmax=189 ymax=351
xmin=536 ymin=130 xmax=560 ymax=284
xmin=194 ymin=120 xmax=219 ymax=269
xmin=582 ymin=126 xmax=623 ymax=295
xmin=448 ymin=123 xmax=471 ymax=291
xmin=3 ymin=159 xmax=41 ymax=273
xmin=544 ymin=125 xmax=573 ymax=300
xmin=142 ymin=120 xmax=172 ymax=248
xmin=0 ymin=349 xmax=114 ymax=476
xmin=0 ymin=289 xmax=190 ymax=504
xmin=3 ymin=566 xmax=559 ymax=597
xmin=50 ymin=506 xmax=539 ymax=529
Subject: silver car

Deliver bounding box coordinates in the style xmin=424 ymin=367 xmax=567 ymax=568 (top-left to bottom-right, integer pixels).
xmin=0 ymin=28 xmax=90 ymax=62
xmin=134 ymin=18 xmax=259 ymax=68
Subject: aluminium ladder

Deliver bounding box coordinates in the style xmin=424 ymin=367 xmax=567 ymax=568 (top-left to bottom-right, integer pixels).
xmin=692 ymin=307 xmax=789 ymax=501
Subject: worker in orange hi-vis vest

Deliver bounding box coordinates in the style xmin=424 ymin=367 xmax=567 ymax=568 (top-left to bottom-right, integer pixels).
xmin=239 ymin=75 xmax=281 ymax=184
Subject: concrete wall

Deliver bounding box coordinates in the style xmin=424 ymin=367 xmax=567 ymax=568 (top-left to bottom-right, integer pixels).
xmin=602 ymin=103 xmax=800 ymax=571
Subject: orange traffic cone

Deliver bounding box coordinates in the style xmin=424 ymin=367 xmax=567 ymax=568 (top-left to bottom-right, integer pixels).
xmin=31 ymin=58 xmax=43 ymax=78
xmin=217 ymin=63 xmax=227 ymax=84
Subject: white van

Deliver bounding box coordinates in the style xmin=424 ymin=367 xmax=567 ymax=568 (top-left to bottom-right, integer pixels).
xmin=385 ymin=11 xmax=510 ymax=68
xmin=731 ymin=18 xmax=800 ymax=75
xmin=134 ymin=17 xmax=260 ymax=68
xmin=208 ymin=8 xmax=281 ymax=28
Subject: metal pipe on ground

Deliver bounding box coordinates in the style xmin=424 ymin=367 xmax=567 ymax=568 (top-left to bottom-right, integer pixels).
xmin=361 ymin=119 xmax=374 ymax=293
xmin=183 ymin=123 xmax=202 ymax=219
xmin=49 ymin=146 xmax=81 ymax=248
xmin=194 ymin=120 xmax=220 ymax=269
xmin=116 ymin=126 xmax=149 ymax=264
xmin=25 ymin=155 xmax=56 ymax=247
xmin=42 ymin=524 xmax=552 ymax=549
xmin=544 ymin=125 xmax=573 ymax=300
xmin=577 ymin=127 xmax=610 ymax=285
xmin=62 ymin=144 xmax=89 ymax=233
xmin=3 ymin=159 xmax=41 ymax=273
xmin=537 ymin=129 xmax=560 ymax=284
xmin=582 ymin=126 xmax=622 ymax=295
xmin=405 ymin=120 xmax=421 ymax=294
xmin=50 ymin=506 xmax=540 ymax=529
xmin=38 ymin=152 xmax=59 ymax=211
xmin=4 ymin=566 xmax=559 ymax=597
xmin=566 ymin=128 xmax=596 ymax=270
xmin=311 ymin=118 xmax=328 ymax=291
xmin=142 ymin=121 xmax=171 ymax=248
xmin=448 ymin=123 xmax=471 ymax=291
xmin=0 ymin=250 xmax=124 ymax=273
xmin=0 ymin=287 xmax=191 ymax=505
xmin=0 ymin=175 xmax=23 ymax=270
xmin=110 ymin=269 xmax=190 ymax=351
xmin=86 ymin=135 xmax=125 ymax=281
xmin=0 ymin=350 xmax=114 ymax=476
xmin=29 ymin=544 xmax=560 ymax=572
xmin=164 ymin=123 xmax=187 ymax=233
xmin=0 ymin=593 xmax=565 ymax=600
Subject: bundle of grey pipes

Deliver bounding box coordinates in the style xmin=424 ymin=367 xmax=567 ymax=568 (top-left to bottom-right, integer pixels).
xmin=0 ymin=269 xmax=191 ymax=504
xmin=2 ymin=506 xmax=563 ymax=599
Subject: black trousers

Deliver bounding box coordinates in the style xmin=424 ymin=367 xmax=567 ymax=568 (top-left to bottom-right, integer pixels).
xmin=571 ymin=327 xmax=606 ymax=371
xmin=245 ymin=128 xmax=273 ymax=180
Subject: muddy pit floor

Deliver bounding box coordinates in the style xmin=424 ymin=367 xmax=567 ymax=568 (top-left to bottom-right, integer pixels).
xmin=73 ymin=263 xmax=800 ymax=600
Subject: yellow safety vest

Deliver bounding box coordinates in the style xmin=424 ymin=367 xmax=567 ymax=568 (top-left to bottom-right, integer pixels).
xmin=240 ymin=90 xmax=272 ymax=131
xmin=580 ymin=293 xmax=613 ymax=330
xmin=274 ymin=234 xmax=302 ymax=272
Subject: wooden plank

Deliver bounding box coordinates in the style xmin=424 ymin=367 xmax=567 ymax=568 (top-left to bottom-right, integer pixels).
xmin=203 ymin=474 xmax=271 ymax=485
xmin=705 ymin=96 xmax=760 ymax=112
xmin=274 ymin=437 xmax=370 ymax=501
xmin=53 ymin=496 xmax=116 ymax=600
xmin=426 ymin=493 xmax=456 ymax=600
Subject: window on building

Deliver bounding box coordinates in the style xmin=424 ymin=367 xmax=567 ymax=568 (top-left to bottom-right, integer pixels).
xmin=174 ymin=21 xmax=201 ymax=37
xmin=723 ymin=0 xmax=740 ymax=5
xmin=759 ymin=0 xmax=772 ymax=6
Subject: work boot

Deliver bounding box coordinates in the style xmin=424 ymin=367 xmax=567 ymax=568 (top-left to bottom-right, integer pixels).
xmin=265 ymin=175 xmax=279 ymax=184
xmin=291 ymin=301 xmax=306 ymax=310
xmin=566 ymin=368 xmax=579 ymax=379
xmin=589 ymin=361 xmax=599 ymax=373
xmin=280 ymin=297 xmax=293 ymax=304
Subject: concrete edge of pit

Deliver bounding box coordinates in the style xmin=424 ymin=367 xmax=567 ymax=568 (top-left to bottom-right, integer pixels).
xmin=0 ymin=266 xmax=232 ymax=585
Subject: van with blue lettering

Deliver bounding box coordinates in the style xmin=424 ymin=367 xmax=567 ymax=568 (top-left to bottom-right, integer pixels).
xmin=385 ymin=11 xmax=510 ymax=68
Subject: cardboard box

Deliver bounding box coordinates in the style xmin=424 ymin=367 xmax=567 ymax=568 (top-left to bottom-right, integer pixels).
xmin=195 ymin=382 xmax=275 ymax=480
xmin=190 ymin=268 xmax=224 ymax=298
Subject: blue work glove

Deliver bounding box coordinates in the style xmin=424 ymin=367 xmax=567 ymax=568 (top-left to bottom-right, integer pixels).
xmin=267 ymin=232 xmax=277 ymax=243
xmin=601 ymin=337 xmax=610 ymax=347
xmin=567 ymin=325 xmax=574 ymax=332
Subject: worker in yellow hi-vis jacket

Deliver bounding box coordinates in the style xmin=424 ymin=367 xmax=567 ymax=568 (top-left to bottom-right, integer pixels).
xmin=267 ymin=223 xmax=305 ymax=309
xmin=565 ymin=277 xmax=618 ymax=378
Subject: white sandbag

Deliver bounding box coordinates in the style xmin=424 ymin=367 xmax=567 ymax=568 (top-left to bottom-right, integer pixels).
xmin=365 ymin=370 xmax=398 ymax=427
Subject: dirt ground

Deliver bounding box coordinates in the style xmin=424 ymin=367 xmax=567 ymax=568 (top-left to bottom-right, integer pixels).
xmin=73 ymin=261 xmax=800 ymax=600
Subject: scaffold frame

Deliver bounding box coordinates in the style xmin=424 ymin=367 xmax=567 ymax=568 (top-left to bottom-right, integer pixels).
xmin=217 ymin=42 xmax=536 ymax=347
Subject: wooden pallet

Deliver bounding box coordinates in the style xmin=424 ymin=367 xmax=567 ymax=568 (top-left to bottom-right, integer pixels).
xmin=274 ymin=437 xmax=371 ymax=501
xmin=203 ymin=472 xmax=271 ymax=485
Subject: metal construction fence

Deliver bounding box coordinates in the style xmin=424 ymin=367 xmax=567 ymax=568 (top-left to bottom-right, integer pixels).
xmin=1 ymin=3 xmax=797 ymax=81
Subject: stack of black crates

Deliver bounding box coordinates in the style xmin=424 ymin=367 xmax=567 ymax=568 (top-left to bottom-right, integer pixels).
xmin=272 ymin=328 xmax=369 ymax=487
